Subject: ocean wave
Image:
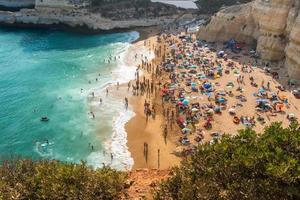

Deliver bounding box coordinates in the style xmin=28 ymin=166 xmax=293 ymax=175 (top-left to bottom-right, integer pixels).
xmin=86 ymin=32 xmax=155 ymax=170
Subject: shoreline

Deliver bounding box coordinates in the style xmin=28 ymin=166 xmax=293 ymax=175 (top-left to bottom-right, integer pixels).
xmin=121 ymin=29 xmax=300 ymax=170
xmin=105 ymin=29 xmax=181 ymax=170
xmin=0 ymin=21 xmax=162 ymax=36
xmin=123 ymin=36 xmax=180 ymax=170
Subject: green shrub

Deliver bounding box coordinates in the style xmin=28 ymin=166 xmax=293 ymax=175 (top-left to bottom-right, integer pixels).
xmin=0 ymin=160 xmax=127 ymax=200
xmin=196 ymin=0 xmax=253 ymax=14
xmin=154 ymin=122 xmax=300 ymax=200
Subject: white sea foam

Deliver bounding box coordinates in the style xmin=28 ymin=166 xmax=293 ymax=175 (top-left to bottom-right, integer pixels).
xmin=86 ymin=33 xmax=156 ymax=170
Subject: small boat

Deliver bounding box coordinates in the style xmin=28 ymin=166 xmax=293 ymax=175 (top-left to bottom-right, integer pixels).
xmin=40 ymin=117 xmax=49 ymax=122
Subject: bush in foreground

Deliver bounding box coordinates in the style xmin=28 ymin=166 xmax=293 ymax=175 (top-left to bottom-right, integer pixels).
xmin=0 ymin=160 xmax=127 ymax=200
xmin=154 ymin=122 xmax=300 ymax=200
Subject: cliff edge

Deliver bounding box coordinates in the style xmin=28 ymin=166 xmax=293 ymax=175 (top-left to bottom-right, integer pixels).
xmin=0 ymin=1 xmax=188 ymax=33
xmin=197 ymin=0 xmax=300 ymax=80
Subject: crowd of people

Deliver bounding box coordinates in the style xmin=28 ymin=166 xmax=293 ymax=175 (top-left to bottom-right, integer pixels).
xmin=127 ymin=32 xmax=300 ymax=157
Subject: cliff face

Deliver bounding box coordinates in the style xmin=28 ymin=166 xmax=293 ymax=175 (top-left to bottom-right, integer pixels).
xmin=0 ymin=8 xmax=179 ymax=30
xmin=0 ymin=1 xmax=185 ymax=31
xmin=197 ymin=0 xmax=300 ymax=80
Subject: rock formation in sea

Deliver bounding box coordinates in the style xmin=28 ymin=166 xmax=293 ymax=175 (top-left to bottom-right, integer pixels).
xmin=197 ymin=0 xmax=300 ymax=80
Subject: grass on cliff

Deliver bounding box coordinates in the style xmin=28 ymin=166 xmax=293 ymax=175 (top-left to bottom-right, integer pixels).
xmin=0 ymin=160 xmax=127 ymax=200
xmin=154 ymin=122 xmax=300 ymax=200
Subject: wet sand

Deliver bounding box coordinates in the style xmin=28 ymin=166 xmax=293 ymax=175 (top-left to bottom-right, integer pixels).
xmin=124 ymin=38 xmax=180 ymax=169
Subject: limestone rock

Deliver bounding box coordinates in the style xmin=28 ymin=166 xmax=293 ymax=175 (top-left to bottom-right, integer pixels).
xmin=197 ymin=0 xmax=300 ymax=80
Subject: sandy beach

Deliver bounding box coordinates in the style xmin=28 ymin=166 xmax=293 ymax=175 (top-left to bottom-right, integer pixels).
xmin=125 ymin=38 xmax=181 ymax=169
xmin=108 ymin=29 xmax=300 ymax=171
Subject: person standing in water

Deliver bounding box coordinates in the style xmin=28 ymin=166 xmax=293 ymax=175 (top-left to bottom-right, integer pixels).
xmin=128 ymin=81 xmax=131 ymax=91
xmin=110 ymin=153 xmax=113 ymax=163
xmin=106 ymin=88 xmax=109 ymax=96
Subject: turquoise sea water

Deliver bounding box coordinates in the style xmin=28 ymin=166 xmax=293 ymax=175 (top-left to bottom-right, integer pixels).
xmin=0 ymin=27 xmax=139 ymax=169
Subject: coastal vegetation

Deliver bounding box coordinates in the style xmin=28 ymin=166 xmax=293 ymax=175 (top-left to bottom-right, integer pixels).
xmin=0 ymin=160 xmax=127 ymax=200
xmin=89 ymin=0 xmax=180 ymax=19
xmin=1 ymin=122 xmax=300 ymax=199
xmin=195 ymin=0 xmax=253 ymax=13
xmin=154 ymin=122 xmax=300 ymax=200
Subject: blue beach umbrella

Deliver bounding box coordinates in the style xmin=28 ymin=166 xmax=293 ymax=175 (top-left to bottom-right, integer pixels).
xmin=183 ymin=99 xmax=189 ymax=105
xmin=259 ymin=88 xmax=266 ymax=93
xmin=203 ymin=83 xmax=212 ymax=89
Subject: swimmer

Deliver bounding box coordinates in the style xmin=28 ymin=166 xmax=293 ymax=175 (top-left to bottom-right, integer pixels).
xmin=90 ymin=111 xmax=95 ymax=119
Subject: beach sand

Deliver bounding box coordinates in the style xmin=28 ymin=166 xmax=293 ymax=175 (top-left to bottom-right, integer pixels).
xmin=109 ymin=30 xmax=300 ymax=171
xmin=124 ymin=38 xmax=180 ymax=169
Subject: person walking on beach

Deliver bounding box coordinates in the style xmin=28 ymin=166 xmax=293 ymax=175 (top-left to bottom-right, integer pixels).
xmin=110 ymin=153 xmax=114 ymax=163
xmin=144 ymin=142 xmax=148 ymax=163
xmin=124 ymin=97 xmax=128 ymax=109
xmin=163 ymin=124 xmax=168 ymax=144
xmin=106 ymin=88 xmax=109 ymax=96
xmin=144 ymin=142 xmax=146 ymax=157
xmin=128 ymin=81 xmax=131 ymax=91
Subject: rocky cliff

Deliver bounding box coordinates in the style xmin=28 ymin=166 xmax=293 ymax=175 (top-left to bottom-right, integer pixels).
xmin=197 ymin=0 xmax=300 ymax=80
xmin=0 ymin=8 xmax=179 ymax=31
xmin=0 ymin=1 xmax=185 ymax=32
